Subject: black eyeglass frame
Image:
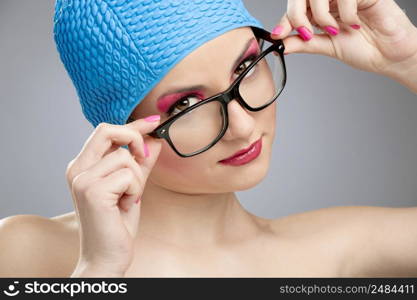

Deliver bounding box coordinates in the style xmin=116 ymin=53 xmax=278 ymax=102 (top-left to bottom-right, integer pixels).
xmin=145 ymin=26 xmax=287 ymax=158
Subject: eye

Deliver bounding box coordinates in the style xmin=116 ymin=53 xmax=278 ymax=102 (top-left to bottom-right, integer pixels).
xmin=234 ymin=54 xmax=257 ymax=78
xmin=166 ymin=95 xmax=201 ymax=117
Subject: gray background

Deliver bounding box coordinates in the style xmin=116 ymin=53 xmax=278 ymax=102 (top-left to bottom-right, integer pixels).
xmin=0 ymin=0 xmax=416 ymax=220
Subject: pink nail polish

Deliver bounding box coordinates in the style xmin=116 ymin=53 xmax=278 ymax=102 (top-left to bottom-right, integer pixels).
xmin=350 ymin=24 xmax=361 ymax=30
xmin=144 ymin=143 xmax=150 ymax=157
xmin=324 ymin=26 xmax=339 ymax=36
xmin=144 ymin=115 xmax=160 ymax=122
xmin=135 ymin=196 xmax=141 ymax=204
xmin=296 ymin=26 xmax=312 ymax=41
xmin=271 ymin=25 xmax=283 ymax=36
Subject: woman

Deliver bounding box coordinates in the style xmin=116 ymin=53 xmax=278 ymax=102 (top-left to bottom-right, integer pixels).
xmin=1 ymin=0 xmax=416 ymax=278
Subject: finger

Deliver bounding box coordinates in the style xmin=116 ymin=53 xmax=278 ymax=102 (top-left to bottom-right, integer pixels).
xmin=125 ymin=114 xmax=161 ymax=135
xmin=78 ymin=123 xmax=145 ymax=167
xmin=119 ymin=189 xmax=139 ymax=214
xmin=75 ymin=117 xmax=161 ymax=174
xmin=88 ymin=123 xmax=146 ymax=161
xmin=287 ymin=0 xmax=315 ymax=41
xmin=309 ymin=0 xmax=340 ymax=36
xmin=306 ymin=8 xmax=323 ymax=32
xmin=139 ymin=136 xmax=163 ymax=178
xmin=120 ymin=190 xmax=141 ymax=239
xmin=87 ymin=147 xmax=145 ymax=192
xmin=125 ymin=116 xmax=162 ymax=164
xmin=100 ymin=167 xmax=141 ymax=212
xmin=336 ymin=0 xmax=361 ymax=27
xmin=271 ymin=13 xmax=293 ymax=39
xmin=282 ymin=32 xmax=336 ymax=57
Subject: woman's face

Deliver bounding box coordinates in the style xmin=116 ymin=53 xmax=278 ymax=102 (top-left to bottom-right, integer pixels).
xmin=130 ymin=27 xmax=277 ymax=194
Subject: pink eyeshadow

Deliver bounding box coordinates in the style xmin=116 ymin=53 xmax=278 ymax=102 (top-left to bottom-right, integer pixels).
xmin=157 ymin=90 xmax=205 ymax=113
xmin=156 ymin=38 xmax=260 ymax=113
xmin=245 ymin=39 xmax=260 ymax=57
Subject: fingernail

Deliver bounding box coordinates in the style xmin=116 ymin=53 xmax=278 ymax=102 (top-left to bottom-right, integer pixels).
xmin=271 ymin=25 xmax=284 ymax=36
xmin=135 ymin=196 xmax=141 ymax=204
xmin=144 ymin=115 xmax=160 ymax=122
xmin=144 ymin=142 xmax=150 ymax=157
xmin=324 ymin=25 xmax=339 ymax=36
xmin=350 ymin=24 xmax=361 ymax=30
xmin=296 ymin=26 xmax=312 ymax=41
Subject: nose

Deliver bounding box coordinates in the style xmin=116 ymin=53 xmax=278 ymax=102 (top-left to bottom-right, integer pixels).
xmin=221 ymin=99 xmax=255 ymax=141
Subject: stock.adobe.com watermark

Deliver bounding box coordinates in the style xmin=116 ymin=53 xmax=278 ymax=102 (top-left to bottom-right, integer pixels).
xmin=3 ymin=280 xmax=127 ymax=297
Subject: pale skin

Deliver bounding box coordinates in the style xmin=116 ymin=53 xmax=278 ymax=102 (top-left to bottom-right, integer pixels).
xmin=1 ymin=0 xmax=417 ymax=277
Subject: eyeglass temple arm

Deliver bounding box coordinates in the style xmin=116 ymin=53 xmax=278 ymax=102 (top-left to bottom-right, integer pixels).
xmin=252 ymin=26 xmax=285 ymax=51
xmin=146 ymin=131 xmax=162 ymax=139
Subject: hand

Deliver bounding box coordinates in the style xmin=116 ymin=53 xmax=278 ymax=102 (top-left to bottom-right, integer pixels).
xmin=65 ymin=115 xmax=162 ymax=276
xmin=271 ymin=0 xmax=417 ymax=78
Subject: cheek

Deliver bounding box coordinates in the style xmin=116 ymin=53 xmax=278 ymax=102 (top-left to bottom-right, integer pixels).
xmin=271 ymin=101 xmax=277 ymax=121
xmin=260 ymin=101 xmax=277 ymax=140
xmin=271 ymin=101 xmax=277 ymax=129
xmin=149 ymin=140 xmax=217 ymax=192
xmin=261 ymin=101 xmax=277 ymax=125
xmin=152 ymin=141 xmax=199 ymax=173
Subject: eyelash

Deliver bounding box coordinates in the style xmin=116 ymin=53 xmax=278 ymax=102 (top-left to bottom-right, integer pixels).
xmin=166 ymin=53 xmax=258 ymax=117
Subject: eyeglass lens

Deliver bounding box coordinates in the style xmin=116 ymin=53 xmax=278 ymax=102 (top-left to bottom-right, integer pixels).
xmin=169 ymin=38 xmax=285 ymax=156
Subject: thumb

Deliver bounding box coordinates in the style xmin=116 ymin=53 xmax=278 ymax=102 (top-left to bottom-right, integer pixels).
xmin=282 ymin=33 xmax=336 ymax=58
xmin=140 ymin=136 xmax=163 ymax=177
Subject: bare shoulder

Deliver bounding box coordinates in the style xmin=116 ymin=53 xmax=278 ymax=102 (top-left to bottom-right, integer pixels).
xmin=262 ymin=206 xmax=366 ymax=276
xmin=270 ymin=205 xmax=373 ymax=232
xmin=269 ymin=205 xmax=417 ymax=277
xmin=0 ymin=213 xmax=79 ymax=277
xmin=268 ymin=205 xmax=408 ymax=236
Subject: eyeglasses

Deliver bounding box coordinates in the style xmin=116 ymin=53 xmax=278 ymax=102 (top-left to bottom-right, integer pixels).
xmin=143 ymin=27 xmax=287 ymax=157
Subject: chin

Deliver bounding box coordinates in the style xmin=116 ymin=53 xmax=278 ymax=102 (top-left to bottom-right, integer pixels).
xmin=238 ymin=162 xmax=270 ymax=191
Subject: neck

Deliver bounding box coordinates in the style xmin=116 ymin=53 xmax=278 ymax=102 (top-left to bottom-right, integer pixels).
xmin=136 ymin=179 xmax=259 ymax=247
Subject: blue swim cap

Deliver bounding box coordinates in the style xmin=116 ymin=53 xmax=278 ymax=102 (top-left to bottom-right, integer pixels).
xmin=53 ymin=0 xmax=265 ymax=128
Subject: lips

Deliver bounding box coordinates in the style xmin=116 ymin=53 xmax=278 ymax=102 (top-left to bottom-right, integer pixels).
xmin=219 ymin=137 xmax=262 ymax=162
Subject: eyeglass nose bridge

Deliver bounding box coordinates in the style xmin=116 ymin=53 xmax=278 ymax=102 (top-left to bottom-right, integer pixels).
xmin=217 ymin=84 xmax=245 ymax=107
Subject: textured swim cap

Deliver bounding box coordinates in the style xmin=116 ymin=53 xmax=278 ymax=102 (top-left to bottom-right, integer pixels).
xmin=53 ymin=0 xmax=265 ymax=128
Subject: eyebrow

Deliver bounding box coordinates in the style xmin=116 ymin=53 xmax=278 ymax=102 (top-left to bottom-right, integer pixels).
xmin=156 ymin=37 xmax=258 ymax=110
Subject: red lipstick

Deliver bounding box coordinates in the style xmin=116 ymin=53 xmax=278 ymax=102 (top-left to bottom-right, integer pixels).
xmin=219 ymin=137 xmax=262 ymax=166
